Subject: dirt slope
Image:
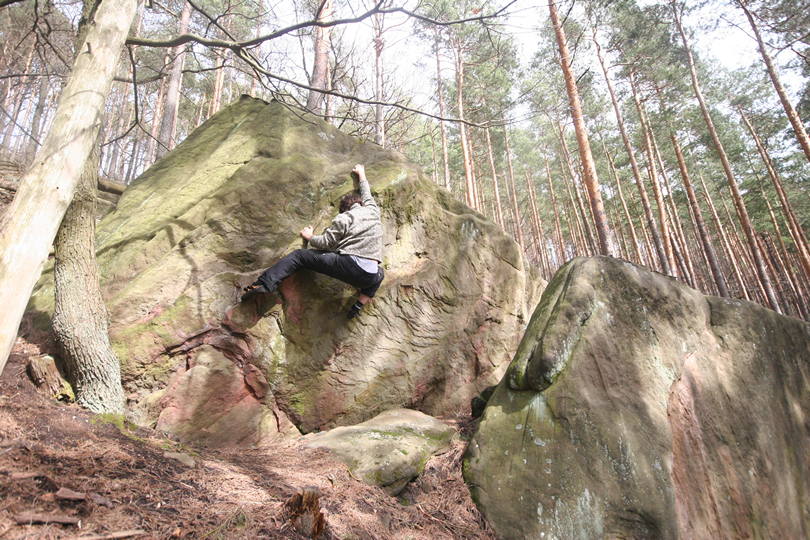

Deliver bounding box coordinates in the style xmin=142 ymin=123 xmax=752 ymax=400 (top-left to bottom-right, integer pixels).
xmin=0 ymin=340 xmax=494 ymax=540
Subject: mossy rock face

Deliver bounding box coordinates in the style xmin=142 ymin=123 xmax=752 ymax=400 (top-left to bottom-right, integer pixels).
xmin=464 ymin=256 xmax=810 ymax=540
xmin=304 ymin=408 xmax=455 ymax=495
xmin=27 ymin=96 xmax=543 ymax=445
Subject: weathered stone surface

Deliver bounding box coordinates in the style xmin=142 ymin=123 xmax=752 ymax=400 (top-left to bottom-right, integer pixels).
xmin=464 ymin=256 xmax=810 ymax=540
xmin=305 ymin=408 xmax=455 ymax=495
xmin=27 ymin=96 xmax=543 ymax=445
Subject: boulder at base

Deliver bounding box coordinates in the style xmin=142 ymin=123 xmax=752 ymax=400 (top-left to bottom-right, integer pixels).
xmin=305 ymin=408 xmax=455 ymax=495
xmin=464 ymin=256 xmax=810 ymax=539
xmin=27 ymin=96 xmax=543 ymax=445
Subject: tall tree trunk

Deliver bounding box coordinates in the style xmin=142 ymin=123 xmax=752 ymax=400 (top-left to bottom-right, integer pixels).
xmin=604 ymin=145 xmax=643 ymax=263
xmin=629 ymin=73 xmax=676 ymax=275
xmin=26 ymin=76 xmax=50 ymax=161
xmin=453 ymin=43 xmax=477 ymax=210
xmin=433 ymin=31 xmax=451 ymax=191
xmin=736 ymin=0 xmax=810 ymax=163
xmin=156 ymin=0 xmax=192 ymax=158
xmin=557 ymin=125 xmax=596 ymax=254
xmin=671 ymin=0 xmax=781 ymax=313
xmin=762 ymin=192 xmax=808 ymax=318
xmin=739 ymin=108 xmax=810 ymax=281
xmin=372 ymin=12 xmax=385 ymax=147
xmin=594 ymin=34 xmax=668 ymax=269
xmin=147 ymin=55 xmax=169 ymax=163
xmin=306 ymin=0 xmax=333 ymax=113
xmin=503 ymin=126 xmax=523 ymax=249
xmin=1 ymin=45 xmax=34 ymax=150
xmin=549 ymin=0 xmax=613 ymax=256
xmin=699 ymin=174 xmax=749 ymax=300
xmin=653 ymin=129 xmax=695 ymax=284
xmin=545 ymin=159 xmax=565 ymax=266
xmin=50 ymin=0 xmax=128 ymax=413
xmin=209 ymin=50 xmax=228 ymax=117
xmin=53 ymin=140 xmax=125 ymax=412
xmin=484 ymin=127 xmax=505 ymax=228
xmin=670 ymin=133 xmax=728 ymax=296
xmin=525 ymin=171 xmax=546 ymax=271
xmin=0 ymin=0 xmax=139 ymax=374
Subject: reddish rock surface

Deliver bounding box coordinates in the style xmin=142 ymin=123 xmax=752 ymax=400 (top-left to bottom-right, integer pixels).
xmin=466 ymin=256 xmax=810 ymax=539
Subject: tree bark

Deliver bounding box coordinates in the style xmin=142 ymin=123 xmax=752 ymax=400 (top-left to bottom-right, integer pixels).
xmin=306 ymin=0 xmax=334 ymax=113
xmin=52 ymin=141 xmax=125 ymax=413
xmin=549 ymin=0 xmax=613 ymax=256
xmin=156 ymin=0 xmax=192 ymax=158
xmin=671 ymin=0 xmax=781 ymax=313
xmin=0 ymin=0 xmax=139 ymax=374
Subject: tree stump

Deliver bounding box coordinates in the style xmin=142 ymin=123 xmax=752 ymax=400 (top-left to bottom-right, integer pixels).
xmin=26 ymin=355 xmax=73 ymax=401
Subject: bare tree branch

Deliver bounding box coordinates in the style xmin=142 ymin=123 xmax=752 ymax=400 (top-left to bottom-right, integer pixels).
xmin=125 ymin=1 xmax=517 ymax=49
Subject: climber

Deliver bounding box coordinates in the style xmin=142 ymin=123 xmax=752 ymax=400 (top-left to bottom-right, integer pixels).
xmin=241 ymin=164 xmax=384 ymax=319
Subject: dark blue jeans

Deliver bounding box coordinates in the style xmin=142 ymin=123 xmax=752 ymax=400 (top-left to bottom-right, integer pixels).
xmin=257 ymin=249 xmax=384 ymax=297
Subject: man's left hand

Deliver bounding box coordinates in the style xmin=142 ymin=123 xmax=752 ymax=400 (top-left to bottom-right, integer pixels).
xmin=300 ymin=226 xmax=313 ymax=241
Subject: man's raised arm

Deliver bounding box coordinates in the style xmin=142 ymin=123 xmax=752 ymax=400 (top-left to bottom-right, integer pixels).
xmin=352 ymin=164 xmax=377 ymax=209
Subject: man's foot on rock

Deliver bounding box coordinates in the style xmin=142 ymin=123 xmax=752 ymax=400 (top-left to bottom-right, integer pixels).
xmin=240 ymin=281 xmax=275 ymax=302
xmin=347 ymin=300 xmax=364 ymax=319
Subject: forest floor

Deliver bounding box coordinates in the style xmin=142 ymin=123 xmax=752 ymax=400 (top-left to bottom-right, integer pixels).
xmin=0 ymin=339 xmax=496 ymax=540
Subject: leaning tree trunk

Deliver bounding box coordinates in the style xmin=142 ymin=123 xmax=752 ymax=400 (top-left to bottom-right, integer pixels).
xmin=736 ymin=0 xmax=810 ymax=164
xmin=52 ymin=141 xmax=125 ymax=413
xmin=671 ymin=0 xmax=781 ymax=313
xmin=51 ymin=0 xmax=127 ymax=413
xmin=549 ymin=0 xmax=613 ymax=256
xmin=630 ymin=73 xmax=676 ymax=275
xmin=670 ymin=133 xmax=728 ymax=296
xmin=739 ymin=108 xmax=810 ymax=281
xmin=594 ymin=33 xmax=669 ymax=271
xmin=0 ymin=0 xmax=139 ymax=374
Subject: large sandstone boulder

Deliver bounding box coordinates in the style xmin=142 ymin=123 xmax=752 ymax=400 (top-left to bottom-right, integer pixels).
xmin=305 ymin=408 xmax=455 ymax=495
xmin=464 ymin=256 xmax=810 ymax=539
xmin=27 ymin=96 xmax=543 ymax=444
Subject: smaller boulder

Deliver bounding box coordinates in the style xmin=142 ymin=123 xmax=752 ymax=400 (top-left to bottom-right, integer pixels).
xmin=304 ymin=409 xmax=455 ymax=495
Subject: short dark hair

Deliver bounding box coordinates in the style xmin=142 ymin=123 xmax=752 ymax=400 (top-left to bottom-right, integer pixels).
xmin=339 ymin=192 xmax=363 ymax=213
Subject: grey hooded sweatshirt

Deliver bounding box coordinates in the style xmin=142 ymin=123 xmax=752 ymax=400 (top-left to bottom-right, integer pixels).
xmin=308 ymin=175 xmax=383 ymax=263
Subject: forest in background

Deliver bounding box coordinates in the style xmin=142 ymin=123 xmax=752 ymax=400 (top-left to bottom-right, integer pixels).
xmin=1 ymin=0 xmax=808 ymax=320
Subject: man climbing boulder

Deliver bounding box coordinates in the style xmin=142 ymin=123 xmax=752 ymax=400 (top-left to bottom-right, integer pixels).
xmin=242 ymin=164 xmax=384 ymax=318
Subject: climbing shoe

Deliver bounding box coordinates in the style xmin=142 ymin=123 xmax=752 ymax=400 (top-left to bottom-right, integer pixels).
xmin=240 ymin=280 xmax=276 ymax=302
xmin=347 ymin=300 xmax=364 ymax=319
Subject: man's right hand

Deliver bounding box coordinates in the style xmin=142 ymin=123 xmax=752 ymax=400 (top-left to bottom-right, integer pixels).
xmin=352 ymin=164 xmax=365 ymax=178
